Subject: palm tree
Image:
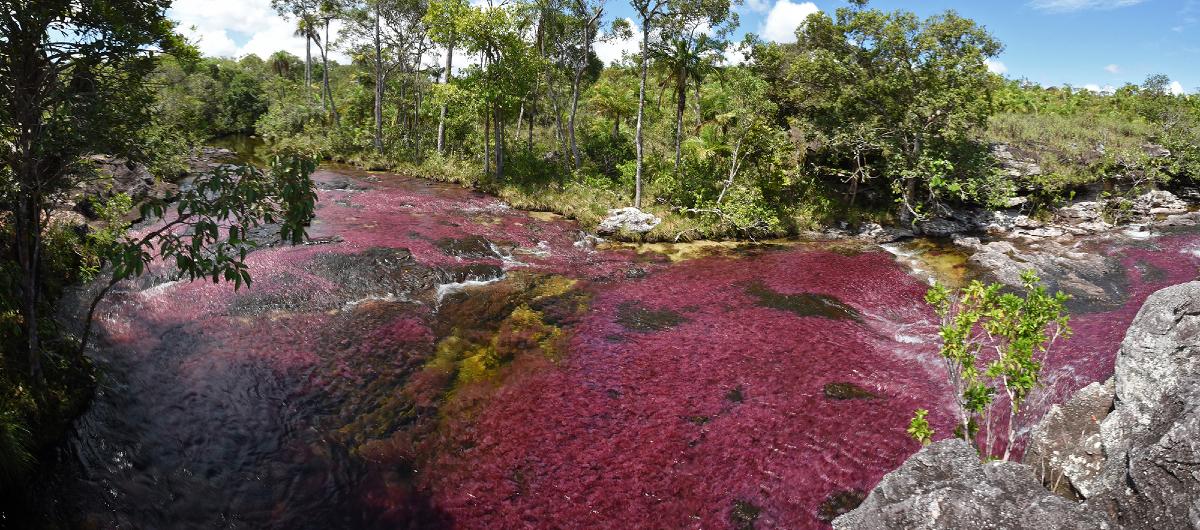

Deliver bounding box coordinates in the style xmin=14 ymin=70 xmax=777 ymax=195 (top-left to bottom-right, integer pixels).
xmin=587 ymin=71 xmax=636 ymax=139
xmin=294 ymin=17 xmax=319 ymax=91
xmin=651 ymin=30 xmax=720 ymax=175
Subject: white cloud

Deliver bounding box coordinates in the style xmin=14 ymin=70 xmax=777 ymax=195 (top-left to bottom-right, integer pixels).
xmin=1083 ymin=83 xmax=1116 ymax=94
xmin=170 ymin=0 xmax=347 ymax=62
xmin=723 ymin=43 xmax=749 ymax=66
xmin=1170 ymin=80 xmax=1186 ymax=95
xmin=744 ymin=0 xmax=772 ymax=14
xmin=1029 ymin=0 xmax=1147 ymax=13
xmin=595 ymin=18 xmax=642 ymax=66
xmin=1104 ymin=63 xmax=1120 ymax=74
xmin=761 ymin=0 xmax=820 ymax=43
xmin=985 ymin=59 xmax=1008 ymax=74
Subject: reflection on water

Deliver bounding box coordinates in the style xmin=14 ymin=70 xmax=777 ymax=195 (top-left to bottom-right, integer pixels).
xmin=209 ymin=134 xmax=268 ymax=166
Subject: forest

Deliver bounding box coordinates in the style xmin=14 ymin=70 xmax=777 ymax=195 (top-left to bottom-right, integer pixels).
xmin=154 ymin=0 xmax=1200 ymax=238
xmin=2 ymin=0 xmax=1200 ymax=527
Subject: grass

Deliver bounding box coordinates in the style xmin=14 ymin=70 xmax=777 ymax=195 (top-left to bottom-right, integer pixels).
xmin=390 ymin=156 xmax=840 ymax=242
xmin=986 ymin=111 xmax=1158 ymax=188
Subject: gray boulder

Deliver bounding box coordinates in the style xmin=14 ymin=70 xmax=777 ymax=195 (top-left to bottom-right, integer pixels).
xmin=838 ymin=282 xmax=1200 ymax=530
xmin=992 ymin=143 xmax=1044 ymax=179
xmin=597 ymin=207 xmax=661 ymax=235
xmin=1023 ymin=379 xmax=1114 ymax=499
xmin=1085 ymin=281 xmax=1200 ymax=528
xmin=833 ymin=439 xmax=1113 ymax=529
xmin=961 ymin=238 xmax=1123 ymax=304
xmin=1110 ymin=281 xmax=1200 ymax=427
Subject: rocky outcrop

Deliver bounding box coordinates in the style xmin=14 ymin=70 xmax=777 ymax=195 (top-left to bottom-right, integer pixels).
xmin=1024 ymin=379 xmax=1114 ymax=499
xmin=833 ymin=439 xmax=1113 ymax=530
xmin=992 ymin=143 xmax=1043 ymax=179
xmin=1088 ymin=281 xmax=1200 ymax=527
xmin=953 ymin=235 xmax=1124 ymax=304
xmin=837 ymin=282 xmax=1200 ymax=529
xmin=856 ymin=222 xmax=914 ymax=244
xmin=597 ymin=207 xmax=661 ymax=235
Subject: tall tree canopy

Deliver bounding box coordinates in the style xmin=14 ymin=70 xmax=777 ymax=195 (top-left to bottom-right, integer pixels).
xmin=767 ymin=1 xmax=1003 ymax=220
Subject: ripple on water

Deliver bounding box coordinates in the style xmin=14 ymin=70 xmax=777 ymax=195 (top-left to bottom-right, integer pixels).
xmin=56 ymin=167 xmax=1200 ymax=530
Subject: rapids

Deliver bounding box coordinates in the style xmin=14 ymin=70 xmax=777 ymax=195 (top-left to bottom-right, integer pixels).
xmin=44 ymin=167 xmax=1200 ymax=529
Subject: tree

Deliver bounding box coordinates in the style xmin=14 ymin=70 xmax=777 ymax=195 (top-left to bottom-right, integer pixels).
xmin=316 ymin=0 xmax=344 ymax=125
xmin=916 ymin=271 xmax=1071 ymax=460
xmin=273 ymin=0 xmax=323 ymax=91
xmin=630 ymin=0 xmax=736 ymax=208
xmin=426 ymin=0 xmax=470 ymax=155
xmin=652 ymin=30 xmax=721 ymax=175
xmin=457 ymin=0 xmax=539 ymax=180
xmin=565 ymin=0 xmax=606 ymax=169
xmin=781 ymin=1 xmax=1002 ymax=222
xmin=344 ymin=0 xmax=429 ymax=154
xmin=79 ymin=156 xmax=318 ymax=355
xmin=630 ymin=0 xmax=667 ymax=208
xmin=0 ymin=1 xmax=320 ymax=382
xmin=0 ymin=0 xmax=186 ymax=378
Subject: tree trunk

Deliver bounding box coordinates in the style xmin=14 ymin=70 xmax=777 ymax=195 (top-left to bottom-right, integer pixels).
xmin=14 ymin=196 xmax=42 ymax=380
xmin=323 ymin=20 xmax=338 ymax=125
xmin=568 ymin=12 xmax=597 ymax=170
xmin=373 ymin=8 xmax=384 ymax=154
xmin=568 ymin=63 xmax=584 ymax=169
xmin=634 ymin=20 xmax=651 ymax=209
xmin=306 ymin=33 xmax=312 ymax=91
xmin=437 ymin=41 xmax=454 ymax=155
xmin=673 ymin=69 xmax=686 ymax=175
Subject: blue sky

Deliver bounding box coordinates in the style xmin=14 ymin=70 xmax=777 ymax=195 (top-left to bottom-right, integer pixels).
xmin=171 ymin=0 xmax=1199 ymax=93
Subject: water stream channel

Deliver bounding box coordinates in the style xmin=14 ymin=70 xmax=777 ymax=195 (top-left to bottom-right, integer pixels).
xmin=42 ymin=163 xmax=1200 ymax=529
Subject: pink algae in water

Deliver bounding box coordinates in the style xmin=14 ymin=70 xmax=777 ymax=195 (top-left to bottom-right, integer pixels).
xmin=77 ymin=167 xmax=1200 ymax=530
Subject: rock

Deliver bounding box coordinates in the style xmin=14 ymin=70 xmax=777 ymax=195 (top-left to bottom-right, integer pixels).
xmin=1019 ymin=227 xmax=1066 ymax=239
xmin=833 ymin=439 xmax=1113 ymax=530
xmin=597 ymin=207 xmax=661 ymax=235
xmin=1005 ymin=196 xmax=1029 ymax=208
xmin=992 ymin=143 xmax=1043 ymax=179
xmin=840 ymin=282 xmax=1200 ymax=530
xmin=965 ymin=239 xmax=1123 ymax=304
xmin=1110 ymin=281 xmax=1200 ymax=426
xmin=1133 ymin=190 xmax=1187 ymax=216
xmin=1143 ymin=143 xmax=1171 ymax=159
xmin=1057 ymin=201 xmax=1103 ymax=223
xmin=1161 ymin=212 xmax=1200 ymax=227
xmin=1023 ymin=379 xmax=1115 ymax=499
xmin=1083 ymin=282 xmax=1200 ymax=527
xmin=915 ymin=217 xmax=971 ymax=237
xmin=857 ymin=222 xmax=914 ymax=243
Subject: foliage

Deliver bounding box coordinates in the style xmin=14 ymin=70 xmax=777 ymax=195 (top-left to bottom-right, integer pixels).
xmin=907 ymin=408 xmax=933 ymax=446
xmin=761 ymin=2 xmax=1003 ymax=221
xmin=923 ymin=271 xmax=1071 ymax=460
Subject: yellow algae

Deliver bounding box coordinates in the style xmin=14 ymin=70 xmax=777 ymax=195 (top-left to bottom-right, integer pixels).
xmin=527 ymin=211 xmax=565 ymax=222
xmin=528 ymin=275 xmax=578 ymax=300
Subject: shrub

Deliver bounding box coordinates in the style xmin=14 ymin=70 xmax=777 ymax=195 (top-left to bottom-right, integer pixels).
xmin=913 ymin=271 xmax=1071 ymax=460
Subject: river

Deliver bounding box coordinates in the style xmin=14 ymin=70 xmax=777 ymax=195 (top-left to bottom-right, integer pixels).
xmin=43 ymin=165 xmax=1200 ymax=529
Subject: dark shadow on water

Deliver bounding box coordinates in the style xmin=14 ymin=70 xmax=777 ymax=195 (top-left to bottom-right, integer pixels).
xmin=615 ymin=300 xmax=689 ymax=332
xmin=744 ymin=281 xmax=862 ymax=322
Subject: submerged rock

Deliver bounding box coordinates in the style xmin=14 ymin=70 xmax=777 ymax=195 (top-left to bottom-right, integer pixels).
xmin=597 ymin=207 xmax=661 ymax=235
xmin=833 ymin=439 xmax=1112 ymax=529
xmin=822 ymin=382 xmax=879 ymax=401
